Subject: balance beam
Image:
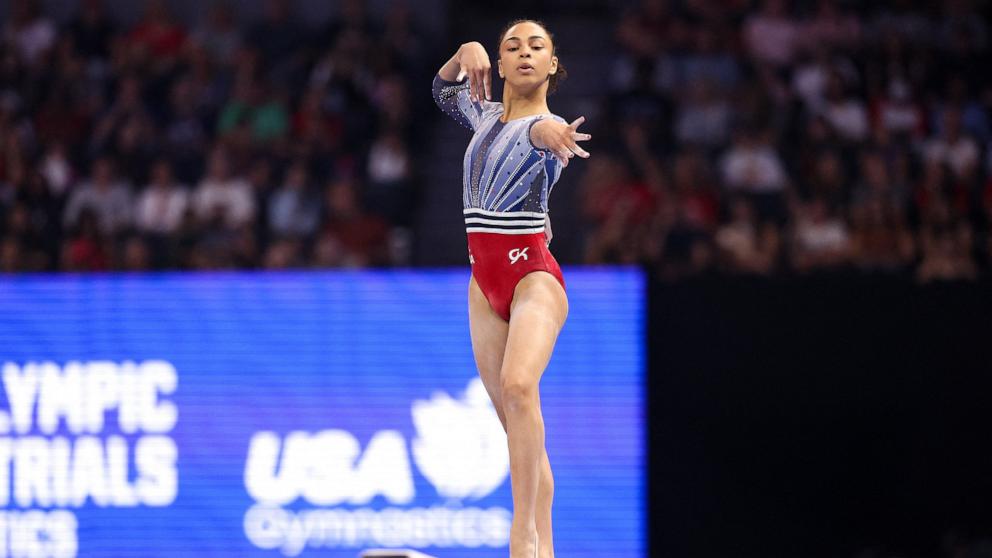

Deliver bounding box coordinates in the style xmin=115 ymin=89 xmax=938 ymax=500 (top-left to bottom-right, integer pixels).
xmin=360 ymin=550 xmax=437 ymax=558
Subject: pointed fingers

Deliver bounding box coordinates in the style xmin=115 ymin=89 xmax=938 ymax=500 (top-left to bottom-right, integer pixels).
xmin=470 ymin=71 xmax=481 ymax=102
xmin=567 ymin=140 xmax=590 ymax=158
xmin=475 ymin=69 xmax=485 ymax=102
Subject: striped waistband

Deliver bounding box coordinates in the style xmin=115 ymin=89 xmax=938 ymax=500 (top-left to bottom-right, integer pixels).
xmin=464 ymin=208 xmax=547 ymax=235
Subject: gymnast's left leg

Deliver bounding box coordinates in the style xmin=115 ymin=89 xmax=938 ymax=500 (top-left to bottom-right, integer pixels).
xmin=500 ymin=271 xmax=568 ymax=558
xmin=468 ymin=275 xmax=557 ymax=558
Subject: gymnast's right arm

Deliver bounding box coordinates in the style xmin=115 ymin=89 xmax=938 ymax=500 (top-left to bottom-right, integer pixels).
xmin=433 ymin=42 xmax=493 ymax=131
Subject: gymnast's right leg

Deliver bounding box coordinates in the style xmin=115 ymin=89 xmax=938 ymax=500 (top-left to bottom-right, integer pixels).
xmin=469 ymin=276 xmax=556 ymax=558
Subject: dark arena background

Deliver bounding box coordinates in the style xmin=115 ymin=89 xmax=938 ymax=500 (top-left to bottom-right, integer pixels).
xmin=1 ymin=1 xmax=991 ymax=557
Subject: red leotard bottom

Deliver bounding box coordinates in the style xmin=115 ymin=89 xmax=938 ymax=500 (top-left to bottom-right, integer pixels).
xmin=467 ymin=231 xmax=566 ymax=322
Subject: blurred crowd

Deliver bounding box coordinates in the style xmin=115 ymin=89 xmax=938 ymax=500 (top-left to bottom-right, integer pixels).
xmin=4 ymin=0 xmax=992 ymax=281
xmin=583 ymin=0 xmax=992 ymax=281
xmin=0 ymin=0 xmax=428 ymax=271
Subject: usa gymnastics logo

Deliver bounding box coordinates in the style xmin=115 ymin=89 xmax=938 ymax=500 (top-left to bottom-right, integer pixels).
xmin=242 ymin=378 xmax=511 ymax=556
xmin=411 ymin=377 xmax=509 ymax=500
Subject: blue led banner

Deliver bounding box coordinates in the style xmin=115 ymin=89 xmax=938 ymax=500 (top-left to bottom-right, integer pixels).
xmin=0 ymin=270 xmax=643 ymax=558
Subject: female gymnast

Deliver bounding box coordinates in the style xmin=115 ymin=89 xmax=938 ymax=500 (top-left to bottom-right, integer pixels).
xmin=432 ymin=19 xmax=591 ymax=558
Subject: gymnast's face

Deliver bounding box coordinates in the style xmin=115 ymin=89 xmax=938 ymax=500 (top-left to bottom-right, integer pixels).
xmin=497 ymin=21 xmax=558 ymax=93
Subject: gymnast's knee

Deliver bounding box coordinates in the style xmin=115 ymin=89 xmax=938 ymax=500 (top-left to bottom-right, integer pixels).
xmin=500 ymin=376 xmax=538 ymax=414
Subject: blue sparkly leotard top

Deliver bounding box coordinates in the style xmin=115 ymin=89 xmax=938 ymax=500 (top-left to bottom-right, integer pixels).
xmin=432 ymin=74 xmax=566 ymax=234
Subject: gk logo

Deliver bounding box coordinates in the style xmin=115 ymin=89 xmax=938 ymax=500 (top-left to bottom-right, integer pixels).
xmin=508 ymin=247 xmax=529 ymax=264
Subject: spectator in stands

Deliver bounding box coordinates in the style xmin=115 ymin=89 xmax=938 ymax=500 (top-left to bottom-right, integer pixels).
xmin=675 ymin=79 xmax=731 ymax=149
xmin=62 ymin=208 xmax=110 ymax=271
xmin=372 ymin=74 xmax=411 ymax=137
xmin=39 ymin=143 xmax=75 ymax=198
xmin=720 ymin=127 xmax=789 ymax=195
xmin=852 ymin=151 xmax=908 ymax=211
xmin=804 ymin=150 xmax=848 ymax=207
xmin=190 ymin=2 xmax=241 ymax=68
xmin=0 ymin=235 xmax=21 ymax=272
xmin=127 ymin=0 xmax=186 ymax=73
xmin=917 ymin=222 xmax=978 ymax=282
xmin=658 ymin=203 xmax=716 ymax=279
xmin=66 ymin=0 xmax=116 ymax=63
xmin=584 ymin=187 xmax=651 ymax=265
xmin=0 ymin=0 xmax=989 ymax=278
xmin=328 ymin=0 xmax=378 ymax=42
xmin=268 ymin=160 xmax=320 ymax=239
xmin=715 ymin=197 xmax=780 ymax=275
xmin=872 ymin=0 xmax=932 ymax=44
xmin=90 ymin=75 xmax=151 ymax=154
xmin=247 ymin=0 xmax=304 ymax=82
xmin=923 ymin=107 xmax=981 ymax=181
xmin=820 ymin=71 xmax=869 ymax=143
xmin=63 ymin=156 xmax=132 ymax=236
xmin=111 ymin=115 xmax=157 ymax=185
xmin=849 ymin=195 xmax=915 ymax=274
xmin=743 ymin=0 xmax=801 ymax=69
xmin=318 ymin=178 xmax=388 ymax=267
xmin=263 ymin=238 xmax=303 ymax=269
xmin=381 ymin=1 xmax=426 ymax=77
xmin=135 ymin=159 xmax=188 ymax=237
xmin=121 ymin=235 xmax=151 ymax=271
xmin=869 ymin=78 xmax=927 ymax=142
xmin=670 ymin=149 xmax=719 ymax=231
xmin=938 ymin=76 xmax=990 ymax=145
xmin=163 ymin=76 xmax=211 ymax=183
xmin=2 ymin=203 xmax=36 ymax=271
xmin=291 ymin=88 xmax=338 ymax=154
xmin=802 ymin=0 xmax=861 ymax=53
xmin=2 ymin=0 xmax=56 ymax=67
xmin=614 ymin=0 xmax=671 ymax=66
xmin=15 ymin=170 xmax=60 ymax=269
xmin=192 ymin=147 xmax=254 ymax=229
xmin=681 ymin=26 xmax=741 ymax=92
xmin=366 ymin=129 xmax=413 ymax=226
xmin=217 ymin=78 xmax=262 ymax=141
xmin=791 ymin=197 xmax=851 ymax=272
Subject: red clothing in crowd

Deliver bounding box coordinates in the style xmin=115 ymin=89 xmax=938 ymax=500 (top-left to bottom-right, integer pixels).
xmin=128 ymin=22 xmax=186 ymax=59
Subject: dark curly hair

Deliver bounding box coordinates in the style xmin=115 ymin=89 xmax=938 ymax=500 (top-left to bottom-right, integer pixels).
xmin=496 ymin=19 xmax=568 ymax=95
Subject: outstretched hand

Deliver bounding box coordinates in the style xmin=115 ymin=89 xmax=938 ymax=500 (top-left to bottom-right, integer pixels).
xmin=534 ymin=116 xmax=592 ymax=167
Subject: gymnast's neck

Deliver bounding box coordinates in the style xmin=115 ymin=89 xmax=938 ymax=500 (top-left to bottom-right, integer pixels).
xmin=500 ymin=81 xmax=551 ymax=122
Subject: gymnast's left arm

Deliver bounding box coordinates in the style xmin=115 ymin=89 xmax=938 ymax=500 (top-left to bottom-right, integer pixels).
xmin=530 ymin=116 xmax=592 ymax=168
